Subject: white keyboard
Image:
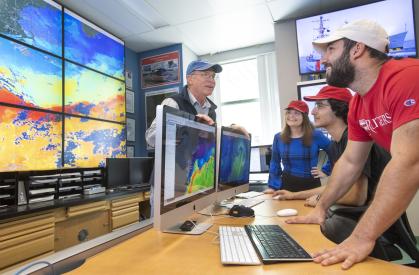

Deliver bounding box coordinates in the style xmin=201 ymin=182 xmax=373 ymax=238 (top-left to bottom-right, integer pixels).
xmin=224 ymin=197 xmax=265 ymax=209
xmin=219 ymin=226 xmax=261 ymax=265
xmin=235 ymin=191 xmax=263 ymax=199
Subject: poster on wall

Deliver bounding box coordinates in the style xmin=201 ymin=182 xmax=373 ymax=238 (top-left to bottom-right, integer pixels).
xmin=145 ymin=87 xmax=179 ymax=130
xmin=126 ymin=89 xmax=135 ymax=113
xmin=125 ymin=69 xmax=133 ymax=89
xmin=141 ymin=51 xmax=180 ymax=89
xmin=127 ymin=118 xmax=135 ymax=141
xmin=127 ymin=145 xmax=135 ymax=157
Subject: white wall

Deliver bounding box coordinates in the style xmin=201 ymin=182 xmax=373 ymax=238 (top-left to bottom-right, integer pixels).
xmin=273 ymin=5 xmax=419 ymax=235
xmin=182 ymin=44 xmax=198 ymax=84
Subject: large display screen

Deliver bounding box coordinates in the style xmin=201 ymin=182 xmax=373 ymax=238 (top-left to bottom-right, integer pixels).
xmin=0 ymin=106 xmax=62 ymax=172
xmin=219 ymin=127 xmax=251 ymax=186
xmin=65 ymin=62 xmax=125 ymax=122
xmin=0 ymin=36 xmax=62 ymax=111
xmin=64 ymin=116 xmax=126 ymax=168
xmin=0 ymin=4 xmax=126 ymax=172
xmin=163 ymin=112 xmax=216 ymax=206
xmin=0 ymin=0 xmax=62 ymax=56
xmin=64 ymin=9 xmax=125 ymax=80
xmin=296 ymin=0 xmax=417 ymax=75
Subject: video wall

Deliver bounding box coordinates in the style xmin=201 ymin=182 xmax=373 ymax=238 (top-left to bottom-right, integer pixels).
xmin=0 ymin=0 xmax=126 ymax=171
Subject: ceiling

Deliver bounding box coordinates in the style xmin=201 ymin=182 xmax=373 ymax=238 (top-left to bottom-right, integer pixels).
xmin=56 ymin=0 xmax=377 ymax=55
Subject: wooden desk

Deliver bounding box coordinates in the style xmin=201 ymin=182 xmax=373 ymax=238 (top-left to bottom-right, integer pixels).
xmin=69 ymin=196 xmax=417 ymax=275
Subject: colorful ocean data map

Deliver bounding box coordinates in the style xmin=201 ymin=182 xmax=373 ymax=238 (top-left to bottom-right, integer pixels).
xmin=0 ymin=37 xmax=62 ymax=111
xmin=0 ymin=0 xmax=62 ymax=56
xmin=65 ymin=62 xmax=125 ymax=122
xmin=64 ymin=116 xmax=126 ymax=168
xmin=174 ymin=126 xmax=216 ymax=195
xmin=0 ymin=106 xmax=62 ymax=172
xmin=219 ymin=133 xmax=251 ymax=184
xmin=64 ymin=9 xmax=125 ymax=80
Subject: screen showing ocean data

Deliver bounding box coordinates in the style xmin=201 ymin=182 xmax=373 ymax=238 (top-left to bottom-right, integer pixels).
xmin=64 ymin=116 xmax=126 ymax=168
xmin=0 ymin=106 xmax=62 ymax=172
xmin=64 ymin=62 xmax=125 ymax=122
xmin=64 ymin=9 xmax=125 ymax=80
xmin=219 ymin=128 xmax=251 ymax=185
xmin=163 ymin=113 xmax=216 ymax=206
xmin=0 ymin=0 xmax=62 ymax=56
xmin=0 ymin=36 xmax=62 ymax=111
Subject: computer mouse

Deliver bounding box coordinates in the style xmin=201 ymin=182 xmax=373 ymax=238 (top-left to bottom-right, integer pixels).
xmin=228 ymin=205 xmax=255 ymax=217
xmin=179 ymin=220 xmax=196 ymax=231
xmin=276 ymin=208 xmax=298 ymax=217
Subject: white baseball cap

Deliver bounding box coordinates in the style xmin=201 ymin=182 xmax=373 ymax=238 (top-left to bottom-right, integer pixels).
xmin=312 ymin=19 xmax=389 ymax=55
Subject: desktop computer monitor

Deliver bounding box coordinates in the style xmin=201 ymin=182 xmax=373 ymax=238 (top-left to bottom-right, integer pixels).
xmin=216 ymin=126 xmax=252 ymax=201
xmin=129 ymin=157 xmax=154 ymax=187
xmin=250 ymin=145 xmax=272 ymax=173
xmin=153 ymin=105 xmax=217 ymax=234
xmin=106 ymin=158 xmax=129 ymax=190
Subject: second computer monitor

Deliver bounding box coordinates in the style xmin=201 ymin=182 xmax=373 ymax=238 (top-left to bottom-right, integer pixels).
xmin=250 ymin=145 xmax=272 ymax=173
xmin=217 ymin=126 xmax=252 ymax=201
xmin=129 ymin=157 xmax=154 ymax=186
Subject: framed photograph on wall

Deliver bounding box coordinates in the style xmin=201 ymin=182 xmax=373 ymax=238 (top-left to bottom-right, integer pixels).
xmin=140 ymin=51 xmax=180 ymax=89
xmin=127 ymin=145 xmax=135 ymax=157
xmin=127 ymin=118 xmax=135 ymax=141
xmin=145 ymin=87 xmax=179 ymax=130
xmin=126 ymin=89 xmax=135 ymax=113
xmin=125 ymin=69 xmax=133 ymax=90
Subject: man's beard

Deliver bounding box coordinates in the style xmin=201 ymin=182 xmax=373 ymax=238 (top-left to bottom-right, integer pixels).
xmin=325 ymin=50 xmax=355 ymax=88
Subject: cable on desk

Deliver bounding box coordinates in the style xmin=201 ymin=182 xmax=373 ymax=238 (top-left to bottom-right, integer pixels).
xmin=14 ymin=261 xmax=54 ymax=275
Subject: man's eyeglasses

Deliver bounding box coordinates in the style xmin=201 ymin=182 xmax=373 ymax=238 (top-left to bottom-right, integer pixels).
xmin=314 ymin=102 xmax=331 ymax=109
xmin=191 ymin=71 xmax=217 ymax=80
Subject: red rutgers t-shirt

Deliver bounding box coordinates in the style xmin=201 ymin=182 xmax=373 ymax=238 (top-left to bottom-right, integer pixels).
xmin=348 ymin=58 xmax=419 ymax=151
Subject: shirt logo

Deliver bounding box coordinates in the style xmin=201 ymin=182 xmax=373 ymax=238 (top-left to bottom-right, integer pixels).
xmin=404 ymin=99 xmax=416 ymax=107
xmin=358 ymin=113 xmax=392 ymax=134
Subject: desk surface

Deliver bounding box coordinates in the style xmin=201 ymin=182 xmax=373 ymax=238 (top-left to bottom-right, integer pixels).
xmin=69 ymin=196 xmax=417 ymax=275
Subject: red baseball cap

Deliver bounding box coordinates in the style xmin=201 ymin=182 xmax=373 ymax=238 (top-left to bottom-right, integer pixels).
xmin=303 ymin=85 xmax=353 ymax=103
xmin=285 ymin=100 xmax=309 ymax=114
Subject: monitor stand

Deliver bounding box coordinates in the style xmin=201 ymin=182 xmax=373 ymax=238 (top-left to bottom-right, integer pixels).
xmin=163 ymin=216 xmax=213 ymax=235
xmin=198 ymin=201 xmax=230 ymax=216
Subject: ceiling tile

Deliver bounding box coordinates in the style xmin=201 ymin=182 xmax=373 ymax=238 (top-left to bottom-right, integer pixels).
xmin=177 ymin=5 xmax=274 ymax=54
xmin=145 ymin=0 xmax=215 ymax=25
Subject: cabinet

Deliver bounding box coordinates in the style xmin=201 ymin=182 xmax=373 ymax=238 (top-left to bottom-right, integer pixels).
xmin=0 ymin=212 xmax=55 ymax=270
xmin=54 ymin=201 xmax=110 ymax=251
xmin=110 ymin=194 xmax=143 ymax=230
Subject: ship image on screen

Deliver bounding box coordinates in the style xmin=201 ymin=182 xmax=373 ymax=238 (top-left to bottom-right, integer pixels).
xmin=0 ymin=106 xmax=62 ymax=172
xmin=219 ymin=133 xmax=251 ymax=185
xmin=0 ymin=0 xmax=62 ymax=56
xmin=173 ymin=126 xmax=215 ymax=195
xmin=64 ymin=9 xmax=124 ymax=80
xmin=64 ymin=62 xmax=125 ymax=122
xmin=296 ymin=0 xmax=417 ymax=74
xmin=64 ymin=116 xmax=126 ymax=168
xmin=0 ymin=37 xmax=62 ymax=111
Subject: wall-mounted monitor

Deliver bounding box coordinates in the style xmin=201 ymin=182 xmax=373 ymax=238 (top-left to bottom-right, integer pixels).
xmin=297 ymin=80 xmax=327 ymax=123
xmin=0 ymin=0 xmax=62 ymax=56
xmin=64 ymin=62 xmax=125 ymax=122
xmin=64 ymin=116 xmax=126 ymax=168
xmin=153 ymin=105 xmax=217 ymax=234
xmin=0 ymin=105 xmax=62 ymax=172
xmin=0 ymin=36 xmax=62 ymax=111
xmin=64 ymin=8 xmax=125 ymax=80
xmin=296 ymin=0 xmax=417 ymax=75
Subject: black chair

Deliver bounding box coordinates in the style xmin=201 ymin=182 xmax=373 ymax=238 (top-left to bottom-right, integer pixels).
xmin=322 ymin=205 xmax=418 ymax=267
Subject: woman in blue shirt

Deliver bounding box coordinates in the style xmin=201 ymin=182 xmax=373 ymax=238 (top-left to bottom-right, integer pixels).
xmin=265 ymin=100 xmax=331 ymax=193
